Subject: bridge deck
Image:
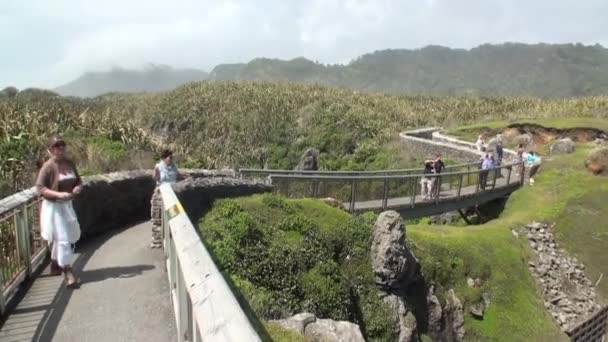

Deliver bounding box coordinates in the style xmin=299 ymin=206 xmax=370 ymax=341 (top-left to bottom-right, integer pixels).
xmin=348 ymin=173 xmax=512 ymax=213
xmin=0 ymin=222 xmax=176 ymax=342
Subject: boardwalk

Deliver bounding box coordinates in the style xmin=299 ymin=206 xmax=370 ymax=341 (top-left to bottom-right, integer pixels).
xmin=350 ymin=172 xmax=514 ymax=215
xmin=0 ymin=222 xmax=176 ymax=342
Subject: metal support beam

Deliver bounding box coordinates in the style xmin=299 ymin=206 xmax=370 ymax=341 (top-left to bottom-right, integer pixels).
xmin=457 ymin=209 xmax=472 ymax=225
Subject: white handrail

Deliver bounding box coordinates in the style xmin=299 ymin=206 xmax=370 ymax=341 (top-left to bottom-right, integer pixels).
xmin=159 ymin=183 xmax=260 ymax=342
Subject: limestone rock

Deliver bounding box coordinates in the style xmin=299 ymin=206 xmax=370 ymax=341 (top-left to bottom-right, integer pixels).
xmin=585 ymin=147 xmax=608 ymax=175
xmin=382 ymin=294 xmax=418 ymax=342
xmin=73 ymin=170 xmax=155 ymax=239
xmin=523 ymin=221 xmax=600 ymax=332
xmin=371 ymin=211 xmax=421 ymax=291
xmin=444 ymin=289 xmax=466 ymax=341
xmin=514 ymin=134 xmax=532 ymax=147
xmin=304 ymin=319 xmax=365 ymax=342
xmin=550 ymin=138 xmax=575 ymax=155
xmin=430 ymin=211 xmax=460 ymax=225
xmin=426 ymin=286 xmax=443 ymax=337
xmin=486 ymin=137 xmax=500 ymax=152
xmin=270 ymin=312 xmax=316 ymax=335
xmin=296 ymin=148 xmax=320 ymax=171
xmin=470 ymin=303 xmax=485 ymax=320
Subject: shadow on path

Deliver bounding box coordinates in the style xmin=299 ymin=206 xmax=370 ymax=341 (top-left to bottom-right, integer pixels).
xmin=0 ymin=222 xmax=150 ymax=342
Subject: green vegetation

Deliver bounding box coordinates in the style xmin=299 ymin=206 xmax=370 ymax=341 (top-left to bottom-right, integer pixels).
xmin=3 ymin=81 xmax=608 ymax=197
xmin=199 ymin=194 xmax=395 ymax=341
xmin=209 ymin=43 xmax=608 ymax=97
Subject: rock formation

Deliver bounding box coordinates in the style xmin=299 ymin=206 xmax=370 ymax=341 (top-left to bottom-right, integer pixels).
xmin=304 ymin=319 xmax=366 ymax=342
xmin=371 ymin=211 xmax=422 ymax=292
xmin=271 ymin=312 xmax=316 ymax=335
xmin=371 ymin=211 xmax=466 ymax=341
xmin=296 ymin=148 xmax=320 ymax=171
xmin=520 ymin=222 xmax=601 ymax=331
xmin=271 ymin=313 xmax=365 ymax=342
xmin=550 ymin=138 xmax=575 ymax=155
xmin=585 ymin=147 xmax=608 ymax=175
xmin=514 ymin=134 xmax=532 ymax=147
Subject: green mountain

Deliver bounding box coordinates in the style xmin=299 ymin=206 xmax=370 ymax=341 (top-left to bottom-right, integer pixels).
xmin=210 ymin=43 xmax=608 ymax=97
xmin=55 ymin=64 xmax=209 ymax=97
xmin=53 ymin=43 xmax=608 ymax=98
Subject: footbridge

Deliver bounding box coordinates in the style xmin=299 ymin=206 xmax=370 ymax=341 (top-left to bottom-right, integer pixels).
xmin=5 ymin=128 xmax=594 ymax=342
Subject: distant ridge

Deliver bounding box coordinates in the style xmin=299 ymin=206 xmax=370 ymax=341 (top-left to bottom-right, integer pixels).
xmin=55 ymin=64 xmax=208 ymax=97
xmin=56 ymin=43 xmax=608 ymax=97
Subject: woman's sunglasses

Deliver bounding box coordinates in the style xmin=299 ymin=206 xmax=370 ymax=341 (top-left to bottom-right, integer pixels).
xmin=52 ymin=142 xmax=66 ymax=148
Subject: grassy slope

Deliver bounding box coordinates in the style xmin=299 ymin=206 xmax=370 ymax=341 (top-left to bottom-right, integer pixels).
xmin=415 ymin=119 xmax=608 ymax=340
xmin=446 ymin=117 xmax=608 ymax=142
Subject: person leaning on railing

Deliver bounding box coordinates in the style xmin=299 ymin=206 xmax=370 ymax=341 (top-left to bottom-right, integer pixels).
xmin=35 ymin=135 xmax=82 ymax=289
xmin=150 ymin=149 xmax=190 ymax=248
xmin=429 ymin=154 xmax=445 ymax=199
xmin=420 ymin=160 xmax=434 ymax=200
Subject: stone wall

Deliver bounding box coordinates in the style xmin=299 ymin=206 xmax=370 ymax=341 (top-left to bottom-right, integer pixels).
xmin=0 ymin=168 xmax=238 ymax=241
xmin=431 ymin=131 xmax=518 ymax=159
xmin=399 ymin=128 xmax=484 ymax=163
xmin=399 ymin=128 xmax=521 ymax=164
xmin=73 ymin=170 xmax=156 ymax=239
xmin=172 ymin=177 xmax=273 ymax=223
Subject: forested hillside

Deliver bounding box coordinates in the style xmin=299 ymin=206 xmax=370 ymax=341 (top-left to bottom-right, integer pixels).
xmin=48 ymin=43 xmax=608 ymax=98
xmin=210 ymin=43 xmax=608 ymax=97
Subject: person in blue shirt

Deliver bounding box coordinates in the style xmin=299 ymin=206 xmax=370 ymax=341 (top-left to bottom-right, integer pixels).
xmin=150 ymin=149 xmax=189 ymax=248
xmin=479 ymin=153 xmax=495 ymax=190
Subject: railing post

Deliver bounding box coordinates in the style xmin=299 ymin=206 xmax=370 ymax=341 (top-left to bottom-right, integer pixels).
xmin=382 ymin=178 xmax=388 ymax=210
xmin=312 ymin=180 xmax=319 ymax=198
xmin=467 ymin=164 xmax=471 ymax=186
xmin=18 ymin=204 xmax=32 ymax=278
xmin=506 ymin=165 xmax=512 ymax=185
xmin=491 ymin=168 xmax=498 ymax=189
xmin=0 ymin=280 xmax=5 ymax=316
xmin=349 ymin=180 xmax=357 ymax=212
xmin=434 ymin=176 xmax=442 ymax=204
xmin=520 ymin=162 xmax=526 ymax=185
xmin=457 ymin=173 xmax=463 ymax=199
xmin=410 ymin=177 xmax=417 ymax=208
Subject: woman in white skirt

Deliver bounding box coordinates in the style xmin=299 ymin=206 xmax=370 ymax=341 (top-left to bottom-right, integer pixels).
xmin=36 ymin=135 xmax=83 ymax=288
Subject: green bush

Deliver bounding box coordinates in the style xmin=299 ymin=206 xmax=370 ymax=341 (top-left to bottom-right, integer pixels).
xmin=199 ymin=195 xmax=394 ymax=340
xmin=299 ymin=261 xmax=352 ymax=320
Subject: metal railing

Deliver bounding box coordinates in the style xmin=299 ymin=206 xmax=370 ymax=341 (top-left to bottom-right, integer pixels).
xmin=566 ymin=305 xmax=608 ymax=341
xmin=159 ymin=183 xmax=261 ymax=342
xmin=259 ymin=161 xmax=525 ymax=212
xmin=0 ymin=188 xmax=46 ymax=316
xmin=239 ymin=161 xmax=480 ymax=178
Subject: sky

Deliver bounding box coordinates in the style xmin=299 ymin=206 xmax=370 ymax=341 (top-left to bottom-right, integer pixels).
xmin=2 ymin=0 xmax=608 ymax=89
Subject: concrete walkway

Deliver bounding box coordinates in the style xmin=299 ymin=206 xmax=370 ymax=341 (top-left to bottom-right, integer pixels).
xmin=0 ymin=222 xmax=176 ymax=342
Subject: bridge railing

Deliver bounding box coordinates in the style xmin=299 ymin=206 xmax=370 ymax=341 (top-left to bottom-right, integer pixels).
xmin=0 ymin=188 xmax=46 ymax=316
xmin=260 ymin=161 xmax=524 ymax=212
xmin=159 ymin=183 xmax=260 ymax=342
xmin=239 ymin=161 xmax=480 ymax=178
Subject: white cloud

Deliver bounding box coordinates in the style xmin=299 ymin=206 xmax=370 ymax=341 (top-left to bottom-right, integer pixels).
xmin=1 ymin=0 xmax=607 ymax=88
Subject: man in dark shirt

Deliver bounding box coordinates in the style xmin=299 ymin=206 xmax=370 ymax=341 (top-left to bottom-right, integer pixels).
xmin=496 ymin=141 xmax=504 ymax=165
xmin=430 ymin=154 xmax=445 ymax=199
xmin=433 ymin=154 xmax=445 ymax=174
